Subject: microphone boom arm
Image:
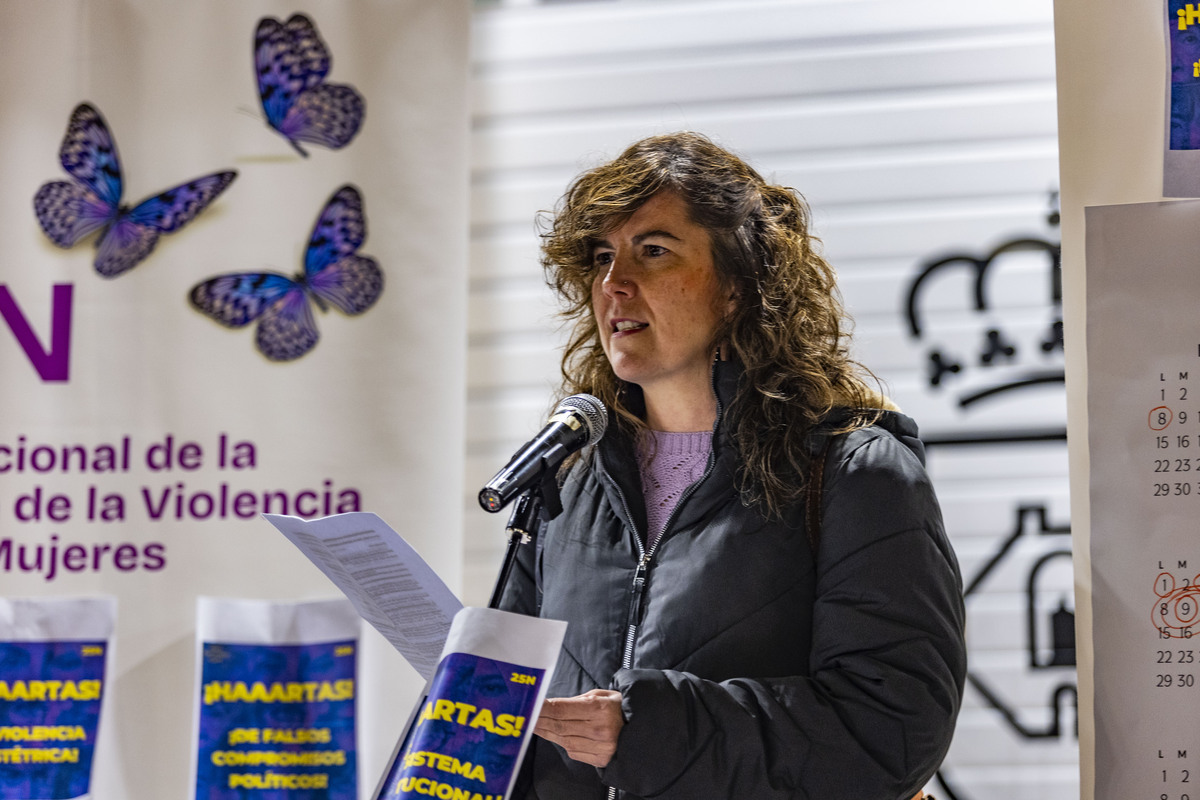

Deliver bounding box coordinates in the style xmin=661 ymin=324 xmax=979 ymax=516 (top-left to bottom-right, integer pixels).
xmin=486 ymin=463 xmax=563 ymax=610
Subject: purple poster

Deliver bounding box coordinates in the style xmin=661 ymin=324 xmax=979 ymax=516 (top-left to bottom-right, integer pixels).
xmin=0 ymin=640 xmax=107 ymax=800
xmin=1170 ymin=1 xmax=1200 ymax=149
xmin=194 ymin=640 xmax=356 ymax=800
xmin=376 ymin=653 xmax=543 ymax=800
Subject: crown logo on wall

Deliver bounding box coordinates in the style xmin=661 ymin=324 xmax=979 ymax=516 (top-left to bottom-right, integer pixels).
xmin=904 ymin=192 xmax=1064 ymax=413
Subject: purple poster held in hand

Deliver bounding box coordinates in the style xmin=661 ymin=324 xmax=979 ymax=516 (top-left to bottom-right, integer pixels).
xmin=372 ymin=608 xmax=565 ymax=800
xmin=377 ymin=653 xmax=542 ymax=800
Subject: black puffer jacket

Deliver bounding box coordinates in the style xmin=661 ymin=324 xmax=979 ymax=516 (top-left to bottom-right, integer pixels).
xmin=500 ymin=361 xmax=966 ymax=800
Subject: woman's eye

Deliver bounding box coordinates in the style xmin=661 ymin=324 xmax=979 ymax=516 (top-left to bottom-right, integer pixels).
xmin=644 ymin=244 xmax=667 ymax=257
xmin=592 ymin=251 xmax=614 ymax=267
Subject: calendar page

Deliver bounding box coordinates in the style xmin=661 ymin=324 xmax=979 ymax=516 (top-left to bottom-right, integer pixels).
xmin=1087 ymin=199 xmax=1200 ymax=800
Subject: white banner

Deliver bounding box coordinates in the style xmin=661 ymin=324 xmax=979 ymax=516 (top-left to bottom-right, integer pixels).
xmin=0 ymin=2 xmax=469 ymax=798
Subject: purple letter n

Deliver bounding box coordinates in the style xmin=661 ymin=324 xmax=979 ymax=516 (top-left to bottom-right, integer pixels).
xmin=0 ymin=284 xmax=73 ymax=382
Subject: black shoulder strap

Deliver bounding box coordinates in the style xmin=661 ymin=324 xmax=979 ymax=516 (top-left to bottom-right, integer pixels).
xmin=804 ymin=436 xmax=832 ymax=556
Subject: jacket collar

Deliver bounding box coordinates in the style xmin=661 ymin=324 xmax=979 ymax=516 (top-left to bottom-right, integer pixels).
xmin=587 ymin=358 xmax=926 ymax=547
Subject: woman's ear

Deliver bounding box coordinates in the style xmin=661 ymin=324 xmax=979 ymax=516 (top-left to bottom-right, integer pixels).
xmin=723 ymin=281 xmax=739 ymax=316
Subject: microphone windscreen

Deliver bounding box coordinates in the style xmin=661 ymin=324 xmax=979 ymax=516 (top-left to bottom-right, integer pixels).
xmin=555 ymin=394 xmax=608 ymax=447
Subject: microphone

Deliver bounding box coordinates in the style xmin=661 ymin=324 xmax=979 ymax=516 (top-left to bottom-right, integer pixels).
xmin=478 ymin=394 xmax=608 ymax=513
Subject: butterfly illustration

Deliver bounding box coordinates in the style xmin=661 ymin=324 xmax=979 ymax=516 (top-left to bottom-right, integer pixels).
xmin=33 ymin=103 xmax=237 ymax=278
xmin=188 ymin=185 xmax=383 ymax=362
xmin=254 ymin=13 xmax=365 ymax=157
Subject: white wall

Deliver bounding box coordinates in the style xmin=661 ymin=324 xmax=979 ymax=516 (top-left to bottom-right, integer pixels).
xmin=467 ymin=2 xmax=1068 ymax=797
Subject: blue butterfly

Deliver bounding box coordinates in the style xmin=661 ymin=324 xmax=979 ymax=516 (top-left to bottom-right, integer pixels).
xmin=189 ymin=185 xmax=384 ymax=362
xmin=254 ymin=13 xmax=365 ymax=157
xmin=33 ymin=103 xmax=237 ymax=277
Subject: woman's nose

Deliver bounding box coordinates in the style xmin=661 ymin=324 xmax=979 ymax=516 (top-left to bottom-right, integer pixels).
xmin=601 ymin=256 xmax=636 ymax=297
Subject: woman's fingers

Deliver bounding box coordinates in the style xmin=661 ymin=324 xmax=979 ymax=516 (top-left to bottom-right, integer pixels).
xmin=534 ymin=689 xmax=624 ymax=767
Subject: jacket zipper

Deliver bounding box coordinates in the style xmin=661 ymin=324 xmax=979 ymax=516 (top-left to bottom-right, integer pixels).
xmin=602 ymin=364 xmax=724 ymax=800
xmin=614 ymin=454 xmax=714 ymax=669
xmin=610 ymin=363 xmax=725 ymax=671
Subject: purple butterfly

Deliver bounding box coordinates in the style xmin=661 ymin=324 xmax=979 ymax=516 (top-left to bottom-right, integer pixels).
xmin=254 ymin=13 xmax=365 ymax=157
xmin=33 ymin=103 xmax=237 ymax=278
xmin=188 ymin=185 xmax=383 ymax=362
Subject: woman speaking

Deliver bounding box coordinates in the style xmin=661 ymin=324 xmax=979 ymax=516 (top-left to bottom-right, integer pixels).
xmin=499 ymin=131 xmax=966 ymax=800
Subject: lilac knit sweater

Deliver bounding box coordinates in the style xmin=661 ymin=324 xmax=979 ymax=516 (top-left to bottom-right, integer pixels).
xmin=637 ymin=429 xmax=713 ymax=548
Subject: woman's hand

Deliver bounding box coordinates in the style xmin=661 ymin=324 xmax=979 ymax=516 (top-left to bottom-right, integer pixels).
xmin=534 ymin=689 xmax=625 ymax=767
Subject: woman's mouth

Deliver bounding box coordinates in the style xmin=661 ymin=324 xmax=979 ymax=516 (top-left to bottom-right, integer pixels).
xmin=613 ymin=320 xmax=648 ymax=333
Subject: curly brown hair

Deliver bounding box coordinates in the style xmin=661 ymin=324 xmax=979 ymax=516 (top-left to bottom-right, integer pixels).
xmin=541 ymin=132 xmax=882 ymax=517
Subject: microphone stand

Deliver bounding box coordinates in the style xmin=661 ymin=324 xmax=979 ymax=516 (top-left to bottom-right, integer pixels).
xmin=487 ymin=465 xmax=563 ymax=609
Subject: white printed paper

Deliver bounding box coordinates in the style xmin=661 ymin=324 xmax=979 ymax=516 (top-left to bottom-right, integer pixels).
xmin=263 ymin=512 xmax=463 ymax=681
xmin=1086 ymin=199 xmax=1200 ymax=800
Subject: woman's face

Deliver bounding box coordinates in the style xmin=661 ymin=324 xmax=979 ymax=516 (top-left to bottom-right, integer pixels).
xmin=590 ymin=191 xmax=733 ymax=411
